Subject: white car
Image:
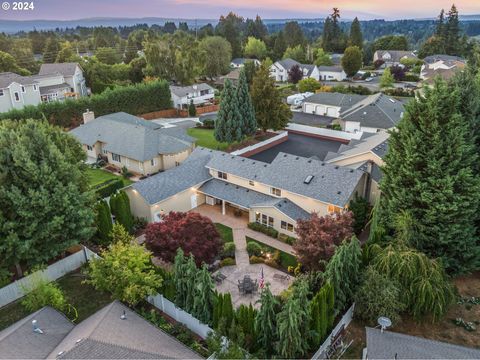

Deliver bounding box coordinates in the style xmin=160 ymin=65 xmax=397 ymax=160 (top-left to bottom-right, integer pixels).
xmin=365 ymin=77 xmax=373 ymax=82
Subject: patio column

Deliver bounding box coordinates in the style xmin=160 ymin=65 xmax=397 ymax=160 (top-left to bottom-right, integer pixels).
xmin=222 ymin=200 xmax=226 ymax=215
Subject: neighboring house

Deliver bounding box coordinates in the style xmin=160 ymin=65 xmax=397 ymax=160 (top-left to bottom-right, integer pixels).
xmin=270 ymin=58 xmax=320 ymax=82
xmin=373 ymin=50 xmax=417 ymax=67
xmin=324 ymin=131 xmax=390 ymax=203
xmin=301 ymin=92 xmax=405 ymax=133
xmin=215 ymin=68 xmax=241 ymax=86
xmin=0 ymin=72 xmax=41 ymax=113
xmin=420 ymin=55 xmax=467 ymax=85
xmin=170 ymin=83 xmax=215 ymax=109
xmin=39 ymin=63 xmax=88 ymax=97
xmin=364 ymin=327 xmax=480 ymax=359
xmin=0 ymin=301 xmax=202 ymax=359
xmin=126 ymin=147 xmax=367 ymax=236
xmin=230 ymin=58 xmax=261 ymax=68
xmin=70 ymin=111 xmax=195 ymax=175
xmin=317 ymin=65 xmax=347 ymax=81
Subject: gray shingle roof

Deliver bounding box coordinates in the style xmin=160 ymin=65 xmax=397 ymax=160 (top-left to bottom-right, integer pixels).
xmin=198 ymin=178 xmax=310 ymax=221
xmin=169 ymin=83 xmax=214 ymax=98
xmin=0 ymin=72 xmax=39 ymax=88
xmin=39 ymin=63 xmax=80 ymax=77
xmin=206 ymin=151 xmax=364 ymax=207
xmin=39 ymin=83 xmax=71 ymax=95
xmin=131 ymin=147 xmax=213 ymax=205
xmin=317 ymin=65 xmax=344 ymax=72
xmin=0 ymin=307 xmax=74 ymax=359
xmin=366 ymin=327 xmax=480 ymax=359
xmin=303 ymin=92 xmax=367 ymax=109
xmin=276 ymin=58 xmax=301 ymax=71
xmin=371 ymin=140 xmax=389 ymax=158
xmin=375 ymin=50 xmax=417 ymax=63
xmin=423 ymin=54 xmax=466 ymax=64
xmin=231 ymin=58 xmax=250 ymax=65
xmin=291 ymin=112 xmax=335 ymax=126
xmin=69 ymin=112 xmax=194 ymax=161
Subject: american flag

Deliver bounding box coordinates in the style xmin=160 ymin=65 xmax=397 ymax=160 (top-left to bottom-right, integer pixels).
xmin=259 ymin=267 xmax=265 ymax=289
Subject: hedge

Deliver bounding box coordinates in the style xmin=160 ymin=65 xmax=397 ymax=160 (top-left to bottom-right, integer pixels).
xmin=246 ymin=238 xmax=298 ymax=271
xmin=247 ymin=222 xmax=279 ymax=238
xmin=0 ymin=80 xmax=172 ymax=129
xmin=94 ymin=178 xmax=124 ymax=199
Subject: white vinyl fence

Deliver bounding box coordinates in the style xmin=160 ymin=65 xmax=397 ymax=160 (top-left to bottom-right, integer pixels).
xmin=147 ymin=293 xmax=213 ymax=339
xmin=311 ymin=303 xmax=356 ymax=359
xmin=0 ymin=247 xmax=95 ymax=308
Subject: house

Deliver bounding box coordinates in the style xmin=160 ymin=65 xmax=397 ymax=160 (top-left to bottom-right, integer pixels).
xmin=364 ymin=327 xmax=480 ymax=359
xmin=420 ymin=54 xmax=466 ymax=85
xmin=317 ymin=65 xmax=347 ymax=81
xmin=230 ymin=58 xmax=261 ymax=68
xmin=215 ymin=68 xmax=241 ymax=86
xmin=270 ymin=58 xmax=320 ymax=82
xmin=0 ymin=72 xmax=42 ymax=113
xmin=125 ymin=147 xmax=367 ymax=236
xmin=301 ymin=92 xmax=405 ymax=133
xmin=170 ymin=83 xmax=215 ymax=109
xmin=373 ymin=50 xmax=417 ymax=67
xmin=70 ymin=111 xmax=195 ymax=175
xmin=39 ymin=63 xmax=88 ymax=97
xmin=0 ymin=301 xmax=202 ymax=359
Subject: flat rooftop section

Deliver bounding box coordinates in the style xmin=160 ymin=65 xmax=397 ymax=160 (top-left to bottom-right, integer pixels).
xmin=248 ymin=132 xmax=344 ymax=163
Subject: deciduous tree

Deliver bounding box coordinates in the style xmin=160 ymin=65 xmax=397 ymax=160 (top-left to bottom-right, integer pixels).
xmin=287 ymin=64 xmax=303 ymax=84
xmin=244 ymin=37 xmax=267 ymax=60
xmin=341 ymin=46 xmax=362 ymax=77
xmin=199 ymin=36 xmax=232 ymax=78
xmin=380 ymin=67 xmax=394 ymax=88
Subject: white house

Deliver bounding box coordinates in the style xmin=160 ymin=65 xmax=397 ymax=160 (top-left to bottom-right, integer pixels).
xmin=373 ymin=50 xmax=417 ymax=67
xmin=170 ymin=83 xmax=215 ymax=109
xmin=39 ymin=63 xmax=88 ymax=97
xmin=230 ymin=58 xmax=261 ymax=68
xmin=317 ymin=65 xmax=347 ymax=81
xmin=270 ymin=58 xmax=320 ymax=82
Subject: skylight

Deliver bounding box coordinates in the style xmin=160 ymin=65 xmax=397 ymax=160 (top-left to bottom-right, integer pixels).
xmin=304 ymin=175 xmax=314 ymax=184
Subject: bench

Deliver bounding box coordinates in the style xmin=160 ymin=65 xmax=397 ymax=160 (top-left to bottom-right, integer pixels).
xmin=273 ymin=273 xmax=290 ymax=281
xmin=213 ymin=272 xmax=227 ymax=283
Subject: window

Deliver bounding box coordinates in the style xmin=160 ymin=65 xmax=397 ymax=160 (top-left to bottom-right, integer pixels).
xmin=328 ymin=204 xmax=342 ymax=214
xmin=21 ymin=86 xmax=25 ymax=93
xmin=258 ymin=212 xmax=274 ymax=227
xmin=175 ymin=161 xmax=180 ymax=167
xmin=14 ymin=92 xmax=20 ymax=102
xmin=270 ymin=187 xmax=281 ymax=197
xmin=112 ymin=153 xmax=121 ymax=162
xmin=102 ymin=148 xmax=108 ymax=155
xmin=268 ymin=216 xmax=274 ymax=227
xmin=86 ymin=145 xmax=93 ymax=151
xmin=255 ymin=212 xmax=261 ymax=223
xmin=249 ymin=180 xmax=255 ymax=186
xmin=151 ymin=159 xmax=157 ymax=166
xmin=33 ymin=84 xmax=38 ymax=91
xmin=0 ymin=89 xmax=3 ymax=96
xmin=200 ymin=89 xmax=209 ymax=96
xmin=281 ymin=221 xmax=294 ymax=232
xmin=218 ymin=171 xmax=227 ymax=180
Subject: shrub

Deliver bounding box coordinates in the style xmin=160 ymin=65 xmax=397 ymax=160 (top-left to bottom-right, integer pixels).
xmin=220 ymin=257 xmax=236 ymax=267
xmin=278 ymin=233 xmax=296 ymax=245
xmin=249 ymin=255 xmax=265 ymax=264
xmin=403 ymin=73 xmax=420 ymax=82
xmin=109 ymin=191 xmax=134 ymax=233
xmin=247 ymin=241 xmax=263 ymax=256
xmin=247 ymin=222 xmax=278 ymax=238
xmin=202 ymin=119 xmax=215 ymax=129
xmin=354 ymin=266 xmax=406 ymax=325
xmin=349 ymin=194 xmax=371 ymax=234
xmin=21 ymin=279 xmax=67 ymax=312
xmin=94 ymin=178 xmax=124 ymax=199
xmin=264 ymin=258 xmax=280 ymax=269
xmin=95 ymin=199 xmax=113 ymax=244
xmin=383 ymin=87 xmax=415 ymax=97
xmin=222 ymin=242 xmax=236 ymax=258
xmin=0 ymin=268 xmax=12 ymax=287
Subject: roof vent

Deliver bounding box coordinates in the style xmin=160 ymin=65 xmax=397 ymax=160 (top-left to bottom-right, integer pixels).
xmin=32 ymin=320 xmax=44 ymax=334
xmin=120 ymin=310 xmax=127 ymax=320
xmin=307 ymin=160 xmax=312 ymax=163
xmin=222 ymin=153 xmax=225 ymax=156
xmin=335 ymin=166 xmax=339 ymax=169
xmin=283 ymin=154 xmax=287 ymax=157
xmin=295 ymin=157 xmax=299 ymax=160
xmin=321 ymin=163 xmax=325 ymax=166
xmin=350 ymin=169 xmax=354 ymax=173
xmin=337 ymin=191 xmax=342 ymax=194
xmin=304 ymin=175 xmax=314 ymax=184
xmin=242 ymin=159 xmax=245 ymax=162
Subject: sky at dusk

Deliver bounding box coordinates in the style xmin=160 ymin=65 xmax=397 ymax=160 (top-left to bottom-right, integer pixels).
xmin=0 ymin=0 xmax=479 ymax=21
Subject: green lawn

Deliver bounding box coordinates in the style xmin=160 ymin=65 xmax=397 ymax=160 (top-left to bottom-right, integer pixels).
xmin=187 ymin=128 xmax=230 ymax=151
xmin=246 ymin=237 xmax=298 ymax=270
xmin=86 ymin=168 xmax=133 ymax=188
xmin=215 ymin=223 xmax=233 ymax=243
xmin=0 ymin=272 xmax=112 ymax=330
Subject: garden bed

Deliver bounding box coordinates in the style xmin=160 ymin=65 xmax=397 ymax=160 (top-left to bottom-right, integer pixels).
xmin=246 ymin=237 xmax=297 ymax=272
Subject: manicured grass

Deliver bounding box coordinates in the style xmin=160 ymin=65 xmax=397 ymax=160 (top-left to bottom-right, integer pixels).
xmin=246 ymin=237 xmax=298 ymax=270
xmin=215 ymin=223 xmax=233 ymax=243
xmin=86 ymin=168 xmax=133 ymax=188
xmin=187 ymin=128 xmax=230 ymax=151
xmin=0 ymin=272 xmax=112 ymax=330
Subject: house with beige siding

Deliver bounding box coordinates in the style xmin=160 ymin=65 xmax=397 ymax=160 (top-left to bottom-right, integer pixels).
xmin=125 ymin=147 xmax=367 ymax=238
xmin=70 ymin=112 xmax=195 ymax=175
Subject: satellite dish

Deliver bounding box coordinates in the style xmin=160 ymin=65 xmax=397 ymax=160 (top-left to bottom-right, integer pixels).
xmin=377 ymin=316 xmax=392 ymax=333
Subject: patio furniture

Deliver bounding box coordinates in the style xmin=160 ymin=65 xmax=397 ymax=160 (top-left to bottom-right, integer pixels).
xmin=240 ymin=275 xmax=254 ymax=294
xmin=273 ymin=273 xmax=290 ymax=282
xmin=213 ymin=272 xmax=227 ymax=284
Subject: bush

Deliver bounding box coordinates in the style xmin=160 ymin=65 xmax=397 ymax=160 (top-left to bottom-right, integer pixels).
xmin=349 ymin=194 xmax=371 ymax=234
xmin=247 ymin=241 xmax=264 ymax=256
xmin=21 ymin=279 xmax=67 ymax=312
xmin=222 ymin=242 xmax=236 ymax=258
xmin=249 ymin=255 xmax=265 ymax=264
xmin=278 ymin=233 xmax=296 ymax=245
xmin=247 ymin=222 xmax=278 ymax=238
xmin=220 ymin=257 xmax=236 ymax=267
xmin=354 ymin=266 xmax=406 ymax=325
xmin=94 ymin=178 xmax=124 ymax=199
xmin=133 ymin=217 xmax=148 ymax=233
xmin=383 ymin=87 xmax=415 ymax=97
xmin=202 ymin=119 xmax=215 ymax=129
xmin=264 ymin=258 xmax=280 ymax=269
xmin=403 ymin=73 xmax=420 ymax=82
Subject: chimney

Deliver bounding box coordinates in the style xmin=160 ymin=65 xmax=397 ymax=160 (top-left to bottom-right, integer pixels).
xmin=83 ymin=109 xmax=95 ymax=124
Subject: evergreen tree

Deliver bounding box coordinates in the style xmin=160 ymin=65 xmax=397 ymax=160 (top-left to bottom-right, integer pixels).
xmin=174 ymin=249 xmax=187 ymax=308
xmin=192 ymin=264 xmax=215 ymax=324
xmin=95 ymin=200 xmax=112 ymax=244
xmin=349 ymin=17 xmax=363 ymax=48
xmin=379 ymin=81 xmax=480 ymax=274
xmin=188 ymin=99 xmax=196 ymax=117
xmin=236 ymin=68 xmax=257 ymax=137
xmin=273 ymin=31 xmax=287 ymax=61
xmin=251 ymin=63 xmax=292 ymax=131
xmin=184 ymin=254 xmax=197 ymax=313
xmin=214 ymin=79 xmax=242 ymax=143
xmin=341 ymin=46 xmax=363 ymax=77
xmin=254 ymin=284 xmax=278 ymax=355
xmin=221 ymin=292 xmax=234 ymax=330
xmin=380 ymin=67 xmax=394 ymax=88
xmin=212 ymin=292 xmax=223 ymax=329
xmin=325 ymin=281 xmax=335 ymax=328
xmin=445 ymin=5 xmax=461 ymax=55
xmin=109 ymin=191 xmax=133 ymax=233
xmin=283 ymin=21 xmax=306 ymax=48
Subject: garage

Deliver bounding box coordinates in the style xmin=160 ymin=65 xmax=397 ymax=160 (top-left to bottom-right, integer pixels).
xmin=315 ymin=105 xmax=326 ymax=115
xmin=304 ymin=103 xmax=315 ymax=113
xmin=326 ymin=107 xmax=337 ymax=117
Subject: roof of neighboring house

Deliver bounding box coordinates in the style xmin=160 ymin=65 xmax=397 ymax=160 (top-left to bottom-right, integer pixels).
xmin=422 ymin=64 xmax=466 ymax=84
xmin=169 ymin=83 xmax=214 ymax=98
xmin=324 ymin=131 xmax=390 ymax=163
xmin=39 ymin=63 xmax=80 ymax=77
xmin=69 ymin=112 xmax=194 ymax=162
xmin=317 ymin=65 xmax=344 ymax=73
xmin=301 ymin=64 xmax=317 ymax=76
xmin=0 ymin=307 xmax=75 ymax=359
xmin=303 ymin=92 xmax=367 ymax=109
xmin=50 ymin=301 xmax=201 ymax=359
xmin=341 ymin=93 xmax=405 ymax=129
xmin=423 ymin=54 xmax=466 ymax=64
xmin=206 ymin=151 xmax=364 ymax=207
xmin=131 ymin=147 xmax=213 ymax=205
xmin=366 ymin=327 xmax=480 ymax=359
xmin=0 ymin=72 xmax=39 ymax=88
xmin=39 ymin=83 xmax=71 ymax=95
xmin=291 ymin=112 xmax=336 ymax=126
xmin=374 ymin=50 xmax=417 ymax=63
xmin=199 ymin=178 xmax=310 ymax=221
xmin=275 ymin=58 xmax=301 ymax=71
xmin=230 ymin=58 xmax=258 ymax=65
xmin=215 ymin=68 xmax=241 ymax=85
